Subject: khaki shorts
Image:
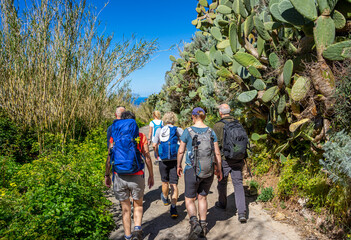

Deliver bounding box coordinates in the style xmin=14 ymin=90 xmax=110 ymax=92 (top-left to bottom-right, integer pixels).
xmin=113 ymin=174 xmax=145 ymax=201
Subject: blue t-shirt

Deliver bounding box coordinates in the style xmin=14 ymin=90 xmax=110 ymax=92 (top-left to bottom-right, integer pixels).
xmin=180 ymin=126 xmax=218 ymax=171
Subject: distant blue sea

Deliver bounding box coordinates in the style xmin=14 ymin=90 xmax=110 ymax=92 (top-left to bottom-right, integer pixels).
xmin=132 ymin=97 xmax=147 ymax=106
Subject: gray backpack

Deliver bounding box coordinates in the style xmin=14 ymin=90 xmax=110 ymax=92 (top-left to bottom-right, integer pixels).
xmin=188 ymin=127 xmax=215 ymax=178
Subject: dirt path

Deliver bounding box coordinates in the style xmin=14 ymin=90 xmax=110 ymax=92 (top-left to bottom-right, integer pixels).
xmin=107 ymin=126 xmax=302 ymax=240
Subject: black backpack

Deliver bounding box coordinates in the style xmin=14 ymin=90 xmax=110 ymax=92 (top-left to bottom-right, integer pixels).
xmin=220 ymin=119 xmax=248 ymax=162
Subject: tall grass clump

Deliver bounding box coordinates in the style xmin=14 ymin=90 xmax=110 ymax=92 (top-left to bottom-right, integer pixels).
xmin=0 ymin=0 xmax=158 ymax=151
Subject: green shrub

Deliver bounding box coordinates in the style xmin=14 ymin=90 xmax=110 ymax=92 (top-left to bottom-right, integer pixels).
xmin=0 ymin=127 xmax=115 ymax=239
xmin=0 ymin=156 xmax=20 ymax=188
xmin=257 ymin=187 xmax=274 ymax=202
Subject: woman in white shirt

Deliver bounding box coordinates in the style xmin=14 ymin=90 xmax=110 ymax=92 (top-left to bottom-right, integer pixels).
xmin=148 ymin=110 xmax=163 ymax=146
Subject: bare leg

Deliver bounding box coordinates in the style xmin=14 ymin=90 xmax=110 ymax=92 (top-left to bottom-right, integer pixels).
xmin=120 ymin=199 xmax=132 ymax=236
xmin=133 ymin=198 xmax=144 ymax=227
xmin=198 ymin=194 xmax=208 ymax=221
xmin=170 ymin=184 xmax=178 ymax=205
xmin=185 ymin=197 xmax=197 ymax=218
xmin=161 ymin=182 xmax=169 ymax=199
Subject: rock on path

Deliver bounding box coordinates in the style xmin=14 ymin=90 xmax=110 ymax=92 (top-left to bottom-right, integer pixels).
xmin=107 ymin=126 xmax=301 ymax=240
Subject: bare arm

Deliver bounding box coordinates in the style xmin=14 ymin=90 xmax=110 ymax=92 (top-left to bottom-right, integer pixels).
xmin=143 ymin=143 xmax=154 ymax=189
xmin=152 ymin=142 xmax=159 ymax=159
xmin=104 ymin=144 xmax=113 ymax=187
xmin=177 ymin=140 xmax=186 ymax=177
xmin=148 ymin=126 xmax=153 ymax=144
xmin=213 ymin=142 xmax=223 ymax=181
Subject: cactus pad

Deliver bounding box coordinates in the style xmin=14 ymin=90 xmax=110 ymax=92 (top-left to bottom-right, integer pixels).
xmin=253 ymin=79 xmax=266 ymax=90
xmin=314 ymin=16 xmax=335 ymax=54
xmin=233 ymin=52 xmax=265 ymax=69
xmin=290 ymin=0 xmax=318 ymax=21
xmin=283 ymin=60 xmax=293 ymax=86
xmin=269 ymin=52 xmax=281 ymax=69
xmin=232 ymin=0 xmax=248 ymax=18
xmin=217 ymin=67 xmax=233 ymax=78
xmin=291 ymin=76 xmax=310 ymax=101
xmin=323 ymin=40 xmax=351 ymax=61
xmin=254 ymin=16 xmax=271 ymax=41
xmin=195 ymin=50 xmax=210 ymax=66
xmin=248 ymin=66 xmax=262 ymax=78
xmin=217 ymin=5 xmax=232 ymax=14
xmin=277 ymin=95 xmax=286 ymax=114
xmin=278 ymin=0 xmax=305 ymax=26
xmin=244 ymin=14 xmax=254 ymax=37
xmin=217 ymin=39 xmax=230 ymax=50
xmin=229 ymin=23 xmax=238 ymax=53
xmin=210 ymin=27 xmax=223 ymax=41
xmin=262 ymin=86 xmax=279 ymax=103
xmin=289 ymin=118 xmax=310 ymax=132
xmin=331 ymin=10 xmax=346 ymax=29
xmin=199 ymin=0 xmax=208 ymax=7
xmin=238 ymin=90 xmax=258 ymax=102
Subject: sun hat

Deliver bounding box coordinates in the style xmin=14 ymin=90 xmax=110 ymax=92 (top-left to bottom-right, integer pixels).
xmin=192 ymin=107 xmax=205 ymax=116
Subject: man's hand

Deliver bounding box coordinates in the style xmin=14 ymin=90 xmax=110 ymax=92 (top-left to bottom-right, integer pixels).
xmin=177 ymin=166 xmax=183 ymax=177
xmin=148 ymin=175 xmax=154 ymax=189
xmin=105 ymin=176 xmax=112 ymax=188
xmin=215 ymin=169 xmax=223 ymax=182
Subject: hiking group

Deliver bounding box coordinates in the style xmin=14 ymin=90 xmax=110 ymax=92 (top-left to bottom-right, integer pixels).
xmin=104 ymin=104 xmax=249 ymax=240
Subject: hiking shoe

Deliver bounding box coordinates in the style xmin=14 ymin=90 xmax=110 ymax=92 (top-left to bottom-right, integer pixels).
xmin=131 ymin=229 xmax=143 ymax=240
xmin=238 ymin=213 xmax=247 ymax=223
xmin=215 ymin=201 xmax=226 ymax=210
xmin=160 ymin=192 xmax=170 ymax=206
xmin=199 ymin=221 xmax=208 ymax=238
xmin=188 ymin=219 xmax=202 ymax=240
xmin=170 ymin=205 xmax=178 ymax=218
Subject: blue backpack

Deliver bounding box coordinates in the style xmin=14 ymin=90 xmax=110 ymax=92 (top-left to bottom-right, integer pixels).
xmin=152 ymin=120 xmax=163 ymax=137
xmin=158 ymin=126 xmax=179 ymax=161
xmin=110 ymin=119 xmax=144 ymax=175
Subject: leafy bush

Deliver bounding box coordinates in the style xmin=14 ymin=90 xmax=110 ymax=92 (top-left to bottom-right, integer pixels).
xmin=0 ymin=156 xmax=20 ymax=188
xmin=320 ymin=130 xmax=351 ymax=187
xmin=257 ymin=187 xmax=274 ymax=202
xmin=0 ymin=127 xmax=115 ymax=239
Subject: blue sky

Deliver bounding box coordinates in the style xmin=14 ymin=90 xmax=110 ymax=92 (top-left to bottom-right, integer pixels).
xmin=94 ymin=0 xmax=199 ymax=97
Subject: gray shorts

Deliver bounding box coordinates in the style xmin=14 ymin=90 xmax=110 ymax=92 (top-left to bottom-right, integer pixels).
xmin=184 ymin=167 xmax=214 ymax=198
xmin=113 ymin=174 xmax=145 ymax=201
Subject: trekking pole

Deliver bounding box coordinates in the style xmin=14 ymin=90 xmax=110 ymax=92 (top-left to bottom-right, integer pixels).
xmin=192 ymin=135 xmax=198 ymax=176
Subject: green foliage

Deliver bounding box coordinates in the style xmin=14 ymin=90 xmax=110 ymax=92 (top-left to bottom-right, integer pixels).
xmin=257 ymin=187 xmax=274 ymax=202
xmin=0 ymin=156 xmax=20 ymax=188
xmin=320 ymin=131 xmax=351 ymax=187
xmin=0 ymin=127 xmax=115 ymax=239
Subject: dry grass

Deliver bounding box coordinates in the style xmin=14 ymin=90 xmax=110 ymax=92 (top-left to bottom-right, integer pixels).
xmin=0 ymin=0 xmax=158 ymax=151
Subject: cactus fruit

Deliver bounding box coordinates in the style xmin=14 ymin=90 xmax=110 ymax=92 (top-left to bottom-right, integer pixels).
xmin=269 ymin=52 xmax=281 ymax=69
xmin=238 ymin=90 xmax=258 ymax=102
xmin=254 ymin=16 xmax=271 ymax=41
xmin=331 ymin=10 xmax=346 ymax=29
xmin=277 ymin=95 xmax=286 ymax=114
xmin=229 ymin=23 xmax=238 ymax=52
xmin=291 ymin=76 xmax=311 ymax=101
xmin=278 ymin=0 xmax=305 ymax=26
xmin=262 ymin=86 xmax=279 ymax=103
xmin=322 ymin=40 xmax=351 ymax=61
xmin=283 ymin=60 xmax=293 ymax=86
xmin=253 ymin=79 xmax=266 ymax=90
xmin=289 ymin=0 xmax=318 ymax=21
xmin=195 ymin=50 xmax=210 ymax=66
xmin=233 ymin=52 xmax=265 ymax=69
xmin=217 ymin=5 xmax=232 ymax=14
xmin=210 ymin=27 xmax=223 ymax=41
xmin=314 ymin=16 xmax=335 ymax=55
xmin=289 ymin=118 xmax=310 ymax=132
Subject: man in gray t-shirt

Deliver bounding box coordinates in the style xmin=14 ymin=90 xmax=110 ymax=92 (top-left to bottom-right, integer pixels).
xmin=152 ymin=112 xmax=183 ymax=219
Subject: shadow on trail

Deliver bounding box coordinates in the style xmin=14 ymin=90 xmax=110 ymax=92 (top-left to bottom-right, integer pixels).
xmin=142 ymin=201 xmax=187 ymax=240
xmin=207 ymin=189 xmax=258 ymax=232
xmin=143 ymin=186 xmax=163 ymax=213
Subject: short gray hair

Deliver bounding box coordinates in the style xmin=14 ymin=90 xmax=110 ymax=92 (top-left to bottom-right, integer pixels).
xmin=219 ymin=104 xmax=230 ymax=114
